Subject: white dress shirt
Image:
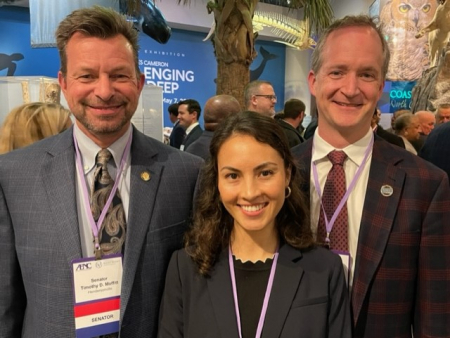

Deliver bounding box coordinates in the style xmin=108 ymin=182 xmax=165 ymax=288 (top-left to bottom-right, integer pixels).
xmin=74 ymin=124 xmax=132 ymax=258
xmin=310 ymin=128 xmax=374 ymax=286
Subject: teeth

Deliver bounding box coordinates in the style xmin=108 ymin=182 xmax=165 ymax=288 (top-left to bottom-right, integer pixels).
xmin=241 ymin=204 xmax=265 ymax=212
xmin=337 ymin=102 xmax=359 ymax=107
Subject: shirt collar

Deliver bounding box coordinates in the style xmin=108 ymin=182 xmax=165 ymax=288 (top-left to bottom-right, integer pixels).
xmin=73 ymin=123 xmax=133 ymax=174
xmin=312 ymin=127 xmax=373 ymax=167
xmin=185 ymin=122 xmax=199 ymax=135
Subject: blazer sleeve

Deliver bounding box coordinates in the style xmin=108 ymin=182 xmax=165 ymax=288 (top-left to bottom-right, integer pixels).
xmin=414 ymin=173 xmax=450 ymax=337
xmin=158 ymin=250 xmax=184 ymax=338
xmin=328 ymin=255 xmax=352 ymax=338
xmin=0 ymin=183 xmax=26 ymax=337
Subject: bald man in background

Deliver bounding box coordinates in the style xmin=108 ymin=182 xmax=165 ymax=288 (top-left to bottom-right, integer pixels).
xmin=436 ymin=104 xmax=450 ymax=124
xmin=411 ymin=111 xmax=435 ymax=152
xmin=416 ymin=111 xmax=435 ymax=136
xmin=186 ymin=95 xmax=241 ymax=159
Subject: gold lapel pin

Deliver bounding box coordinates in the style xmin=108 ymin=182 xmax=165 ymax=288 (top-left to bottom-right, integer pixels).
xmin=380 ymin=185 xmax=393 ymax=197
xmin=140 ymin=171 xmax=151 ymax=181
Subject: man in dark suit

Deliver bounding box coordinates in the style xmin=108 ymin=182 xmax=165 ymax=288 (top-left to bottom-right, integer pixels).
xmin=275 ymin=98 xmax=305 ymax=148
xmin=178 ymin=99 xmax=203 ymax=151
xmin=292 ymin=15 xmax=450 ymax=338
xmin=371 ymin=108 xmax=405 ymax=148
xmin=186 ymin=94 xmax=241 ymax=160
xmin=420 ymin=121 xmax=450 ymax=181
xmin=0 ymin=6 xmax=202 ymax=338
xmin=168 ymin=103 xmax=185 ymax=149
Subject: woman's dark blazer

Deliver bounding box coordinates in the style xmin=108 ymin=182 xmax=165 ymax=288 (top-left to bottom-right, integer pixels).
xmin=158 ymin=244 xmax=351 ymax=338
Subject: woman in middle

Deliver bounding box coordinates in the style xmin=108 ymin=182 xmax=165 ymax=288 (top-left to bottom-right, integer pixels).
xmin=158 ymin=111 xmax=351 ymax=338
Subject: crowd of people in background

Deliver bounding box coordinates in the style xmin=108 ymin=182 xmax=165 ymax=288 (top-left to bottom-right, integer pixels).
xmin=1 ymin=6 xmax=450 ymax=338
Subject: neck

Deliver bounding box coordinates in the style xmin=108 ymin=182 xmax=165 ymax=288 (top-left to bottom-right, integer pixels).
xmin=318 ymin=126 xmax=370 ymax=149
xmin=283 ymin=118 xmax=298 ymax=128
xmin=230 ymin=227 xmax=279 ymax=263
xmin=76 ymin=121 xmax=129 ymax=148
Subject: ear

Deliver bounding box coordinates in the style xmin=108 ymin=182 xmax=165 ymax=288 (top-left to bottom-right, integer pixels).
xmin=137 ymin=73 xmax=145 ymax=92
xmin=58 ymin=71 xmax=67 ymax=92
xmin=285 ymin=166 xmax=292 ymax=187
xmin=307 ymin=70 xmax=317 ymax=97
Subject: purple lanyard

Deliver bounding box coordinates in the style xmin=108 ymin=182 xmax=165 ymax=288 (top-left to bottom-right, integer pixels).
xmin=228 ymin=245 xmax=279 ymax=338
xmin=312 ymin=134 xmax=374 ymax=244
xmin=73 ymin=131 xmax=132 ymax=257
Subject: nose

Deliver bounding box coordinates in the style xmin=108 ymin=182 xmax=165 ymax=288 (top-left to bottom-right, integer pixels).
xmin=94 ymin=75 xmax=115 ymax=101
xmin=242 ymin=177 xmax=260 ymax=200
xmin=340 ymin=74 xmax=360 ymax=97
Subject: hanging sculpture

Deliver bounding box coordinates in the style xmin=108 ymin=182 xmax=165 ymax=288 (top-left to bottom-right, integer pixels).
xmin=119 ymin=0 xmax=171 ymax=43
xmin=204 ymin=11 xmax=314 ymax=51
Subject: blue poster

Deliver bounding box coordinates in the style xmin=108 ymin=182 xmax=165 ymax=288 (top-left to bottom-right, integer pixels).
xmin=138 ymin=30 xmax=286 ymax=126
xmin=389 ymin=81 xmax=416 ymax=113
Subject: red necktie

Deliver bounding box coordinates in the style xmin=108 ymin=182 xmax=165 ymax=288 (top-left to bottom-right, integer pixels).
xmin=317 ymin=150 xmax=348 ymax=251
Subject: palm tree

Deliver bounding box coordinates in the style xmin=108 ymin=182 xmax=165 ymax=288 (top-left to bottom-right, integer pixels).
xmin=124 ymin=0 xmax=333 ymax=106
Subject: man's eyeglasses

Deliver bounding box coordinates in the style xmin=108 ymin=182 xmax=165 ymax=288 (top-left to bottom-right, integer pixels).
xmin=254 ymin=94 xmax=277 ymax=101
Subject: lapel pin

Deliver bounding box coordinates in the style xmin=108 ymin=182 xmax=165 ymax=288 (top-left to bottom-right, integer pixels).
xmin=380 ymin=185 xmax=393 ymax=197
xmin=140 ymin=171 xmax=151 ymax=181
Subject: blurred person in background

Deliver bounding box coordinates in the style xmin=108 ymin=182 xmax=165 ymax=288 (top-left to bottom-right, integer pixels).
xmin=0 ymin=102 xmax=72 ymax=154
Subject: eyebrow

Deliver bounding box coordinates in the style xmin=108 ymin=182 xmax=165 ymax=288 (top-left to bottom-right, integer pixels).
xmin=219 ymin=162 xmax=279 ymax=173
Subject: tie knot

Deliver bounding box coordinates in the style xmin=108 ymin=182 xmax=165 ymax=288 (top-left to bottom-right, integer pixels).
xmin=328 ymin=150 xmax=347 ymax=166
xmin=96 ymin=149 xmax=112 ymax=166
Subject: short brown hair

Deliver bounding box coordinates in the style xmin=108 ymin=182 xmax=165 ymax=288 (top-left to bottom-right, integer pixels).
xmin=311 ymin=15 xmax=390 ymax=81
xmin=283 ymin=99 xmax=306 ymax=119
xmin=55 ymin=5 xmax=140 ymax=76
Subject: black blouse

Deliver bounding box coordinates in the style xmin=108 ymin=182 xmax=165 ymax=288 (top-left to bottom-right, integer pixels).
xmin=233 ymin=256 xmax=274 ymax=338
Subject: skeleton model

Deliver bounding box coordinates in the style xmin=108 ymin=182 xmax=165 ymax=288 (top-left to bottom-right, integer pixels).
xmin=416 ymin=0 xmax=450 ymax=67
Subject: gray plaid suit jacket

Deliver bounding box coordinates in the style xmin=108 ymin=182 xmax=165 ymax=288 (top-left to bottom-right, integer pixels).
xmin=292 ymin=135 xmax=450 ymax=338
xmin=0 ymin=126 xmax=203 ymax=338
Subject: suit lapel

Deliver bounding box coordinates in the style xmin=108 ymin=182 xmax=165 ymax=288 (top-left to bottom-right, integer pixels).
xmin=261 ymin=244 xmax=304 ymax=338
xmin=351 ymin=138 xmax=405 ymax=323
xmin=207 ymin=249 xmax=241 ymax=337
xmin=120 ymin=129 xmax=163 ymax=320
xmin=41 ymin=128 xmax=82 ymax=264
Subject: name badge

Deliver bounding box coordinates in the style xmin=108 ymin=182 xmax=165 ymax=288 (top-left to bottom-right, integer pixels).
xmin=332 ymin=250 xmax=351 ymax=288
xmin=72 ymin=255 xmax=123 ymax=338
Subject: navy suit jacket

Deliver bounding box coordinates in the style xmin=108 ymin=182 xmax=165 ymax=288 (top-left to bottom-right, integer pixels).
xmin=292 ymin=136 xmax=450 ymax=338
xmin=169 ymin=120 xmax=185 ymax=149
xmin=0 ymin=126 xmax=203 ymax=338
xmin=182 ymin=124 xmax=203 ymax=151
xmin=185 ymin=130 xmax=213 ymax=160
xmin=420 ymin=122 xmax=450 ymax=182
xmin=158 ymin=244 xmax=351 ymax=338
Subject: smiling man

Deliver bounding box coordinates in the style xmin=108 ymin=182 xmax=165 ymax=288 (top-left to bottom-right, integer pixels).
xmin=292 ymin=15 xmax=450 ymax=338
xmin=0 ymin=6 xmax=202 ymax=338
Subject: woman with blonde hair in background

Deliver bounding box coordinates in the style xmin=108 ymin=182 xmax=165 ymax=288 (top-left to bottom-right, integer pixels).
xmin=0 ymin=102 xmax=72 ymax=153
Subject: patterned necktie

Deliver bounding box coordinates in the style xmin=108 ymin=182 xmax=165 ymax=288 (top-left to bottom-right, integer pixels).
xmin=91 ymin=149 xmax=126 ymax=257
xmin=317 ymin=150 xmax=348 ymax=251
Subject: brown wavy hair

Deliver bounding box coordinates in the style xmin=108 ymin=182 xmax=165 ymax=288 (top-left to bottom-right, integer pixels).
xmin=185 ymin=111 xmax=313 ymax=276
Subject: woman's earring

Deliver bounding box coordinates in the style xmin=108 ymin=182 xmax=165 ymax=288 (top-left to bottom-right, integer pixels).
xmin=285 ymin=186 xmax=291 ymax=198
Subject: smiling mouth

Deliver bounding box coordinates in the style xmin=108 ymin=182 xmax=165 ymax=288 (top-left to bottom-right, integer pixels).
xmin=334 ymin=101 xmax=362 ymax=107
xmin=239 ymin=203 xmax=267 ymax=212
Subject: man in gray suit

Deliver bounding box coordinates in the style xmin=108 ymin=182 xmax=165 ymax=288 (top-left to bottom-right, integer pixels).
xmin=0 ymin=6 xmax=202 ymax=338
